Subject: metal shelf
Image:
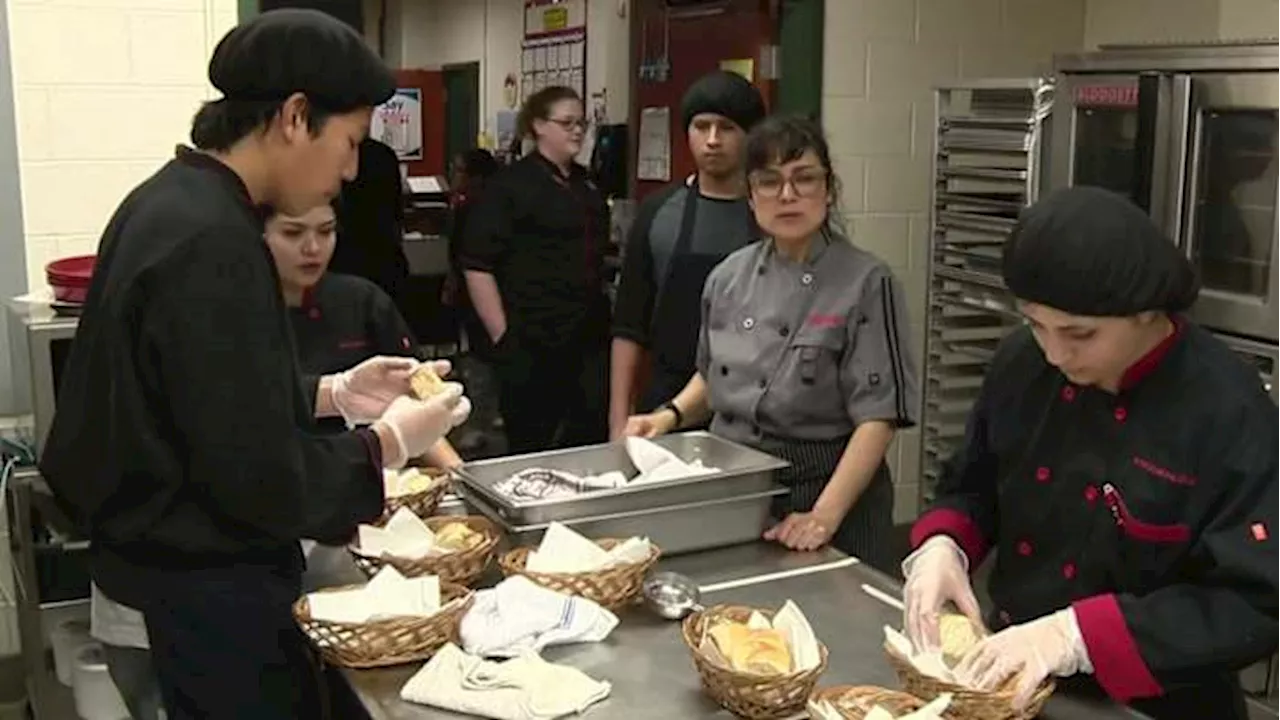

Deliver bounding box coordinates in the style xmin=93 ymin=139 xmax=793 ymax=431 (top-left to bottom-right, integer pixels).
xmin=920 ymin=78 xmax=1054 ymax=506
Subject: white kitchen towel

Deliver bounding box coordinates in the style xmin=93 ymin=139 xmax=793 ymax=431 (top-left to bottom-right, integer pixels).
xmin=400 ymin=643 xmax=611 ymax=720
xmin=459 ymin=576 xmax=618 ymax=658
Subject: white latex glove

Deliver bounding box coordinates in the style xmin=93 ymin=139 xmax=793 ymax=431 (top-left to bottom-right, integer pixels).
xmin=902 ymin=536 xmax=984 ymax=653
xmin=332 ymin=358 xmax=450 ymax=426
xmin=954 ymin=608 xmax=1091 ymax=710
xmin=374 ymin=384 xmax=471 ymax=469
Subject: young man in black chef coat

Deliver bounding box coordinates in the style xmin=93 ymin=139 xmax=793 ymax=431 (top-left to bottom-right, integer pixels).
xmin=608 ymin=70 xmax=765 ymax=438
xmin=903 ymin=187 xmax=1277 ymax=719
xmin=39 ymin=10 xmax=471 ymax=718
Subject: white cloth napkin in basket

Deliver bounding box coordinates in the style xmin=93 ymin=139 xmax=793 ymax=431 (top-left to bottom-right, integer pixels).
xmin=400 ymin=643 xmax=611 ymax=720
xmin=460 ymin=576 xmax=618 ymax=658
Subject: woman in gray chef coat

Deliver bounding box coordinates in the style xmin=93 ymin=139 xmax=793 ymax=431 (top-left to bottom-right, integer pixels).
xmin=624 ymin=115 xmax=919 ymax=569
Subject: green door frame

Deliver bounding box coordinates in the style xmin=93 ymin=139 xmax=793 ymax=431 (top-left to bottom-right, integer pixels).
xmin=776 ymin=0 xmax=823 ymax=119
xmin=238 ymin=0 xmax=258 ymax=21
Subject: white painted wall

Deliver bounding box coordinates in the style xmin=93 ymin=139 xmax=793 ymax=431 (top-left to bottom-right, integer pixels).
xmin=386 ymin=0 xmax=630 ymax=146
xmin=7 ymin=0 xmax=240 ymax=293
xmin=821 ymin=0 xmax=1090 ymax=522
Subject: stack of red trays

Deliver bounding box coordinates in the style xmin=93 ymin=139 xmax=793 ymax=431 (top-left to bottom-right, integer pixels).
xmin=45 ymin=255 xmax=96 ymax=304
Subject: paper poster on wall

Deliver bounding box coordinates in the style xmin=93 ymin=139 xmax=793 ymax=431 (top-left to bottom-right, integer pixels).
xmin=719 ymin=59 xmax=755 ymax=82
xmin=570 ymin=41 xmax=585 ymax=67
xmin=522 ymin=73 xmax=535 ymax=99
xmin=570 ymin=69 xmax=584 ymax=98
xmin=525 ymin=0 xmax=586 ymax=39
xmin=495 ymin=110 xmax=518 ymax=152
xmin=370 ymin=88 xmax=423 ymax=161
xmin=637 ymin=106 xmax=672 ymax=182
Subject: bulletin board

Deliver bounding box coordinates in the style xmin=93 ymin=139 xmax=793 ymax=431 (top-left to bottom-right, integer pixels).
xmin=521 ymin=0 xmax=587 ymax=100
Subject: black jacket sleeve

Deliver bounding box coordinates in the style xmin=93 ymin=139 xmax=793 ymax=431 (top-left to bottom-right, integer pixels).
xmin=459 ymin=174 xmax=515 ymax=274
xmin=147 ymin=233 xmax=383 ymax=545
xmin=611 ymin=186 xmax=680 ymax=347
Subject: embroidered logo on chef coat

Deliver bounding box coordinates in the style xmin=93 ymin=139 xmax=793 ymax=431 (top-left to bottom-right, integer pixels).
xmin=1132 ymin=456 xmax=1198 ymax=487
xmin=806 ymin=313 xmax=843 ymax=329
xmin=401 ymin=336 xmax=412 ymax=350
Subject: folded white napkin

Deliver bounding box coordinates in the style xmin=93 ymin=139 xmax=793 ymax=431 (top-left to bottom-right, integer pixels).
xmin=401 ymin=643 xmax=611 ymax=720
xmin=460 ymin=576 xmax=618 ymax=658
xmin=809 ymin=692 xmax=954 ymax=720
xmin=884 ymin=626 xmax=958 ymax=684
xmin=492 ymin=439 xmax=719 ymax=502
xmin=306 ymin=568 xmax=442 ymax=624
xmin=523 ymin=523 xmax=652 ymax=574
xmin=356 ymin=507 xmax=437 ymax=559
xmin=625 ymin=437 xmax=719 ymax=484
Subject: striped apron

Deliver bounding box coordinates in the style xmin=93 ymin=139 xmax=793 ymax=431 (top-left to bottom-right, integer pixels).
xmin=754 ymin=434 xmax=895 ymax=572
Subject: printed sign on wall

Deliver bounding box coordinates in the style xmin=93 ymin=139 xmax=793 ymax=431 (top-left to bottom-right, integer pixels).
xmin=370 ymin=88 xmax=424 ymax=161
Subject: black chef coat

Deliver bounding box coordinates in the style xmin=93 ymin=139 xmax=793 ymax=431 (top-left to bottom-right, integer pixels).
xmin=330 ymin=137 xmax=409 ymax=302
xmin=290 ymin=272 xmax=423 ymax=434
xmin=911 ymin=320 xmax=1278 ymax=718
xmin=39 ymin=151 xmax=385 ymax=610
xmin=460 ymin=152 xmax=611 ymax=350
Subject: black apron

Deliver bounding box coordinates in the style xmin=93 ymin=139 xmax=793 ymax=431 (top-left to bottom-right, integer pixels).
xmin=641 ymin=181 xmax=723 ymax=413
xmin=754 ymin=433 xmax=895 ymax=573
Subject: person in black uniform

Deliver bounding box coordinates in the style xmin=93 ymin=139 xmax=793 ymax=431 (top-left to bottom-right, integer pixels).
xmin=461 ymin=86 xmax=612 ymax=454
xmin=609 ymin=70 xmax=765 ymax=439
xmin=330 ymin=136 xmax=411 ymax=306
xmin=446 ymin=148 xmax=501 ymax=360
xmin=38 ymin=11 xmax=471 ymax=718
xmin=904 ymin=187 xmax=1278 ymax=719
xmin=267 ymin=201 xmax=463 ymax=467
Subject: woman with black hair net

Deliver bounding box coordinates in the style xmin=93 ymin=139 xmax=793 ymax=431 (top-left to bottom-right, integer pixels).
xmin=903 ymin=186 xmax=1277 ymax=719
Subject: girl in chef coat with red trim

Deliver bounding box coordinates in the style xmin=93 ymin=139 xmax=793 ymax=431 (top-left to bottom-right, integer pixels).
xmin=903 ymin=187 xmax=1277 ymax=720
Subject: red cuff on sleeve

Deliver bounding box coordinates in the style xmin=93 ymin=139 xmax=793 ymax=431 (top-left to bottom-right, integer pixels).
xmin=1072 ymin=594 xmax=1163 ymax=702
xmin=909 ymin=508 xmax=990 ymax=566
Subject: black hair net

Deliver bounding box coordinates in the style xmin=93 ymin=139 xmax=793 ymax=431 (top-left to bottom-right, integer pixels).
xmin=680 ymin=70 xmax=766 ymax=132
xmin=1002 ymin=186 xmax=1200 ymax=316
xmin=209 ymin=8 xmax=395 ymax=110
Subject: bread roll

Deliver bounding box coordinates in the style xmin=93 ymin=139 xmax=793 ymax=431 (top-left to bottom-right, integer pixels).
xmin=939 ymin=613 xmax=983 ymax=665
xmin=708 ymin=622 xmax=793 ymax=676
xmin=435 ymin=522 xmax=482 ymax=551
xmin=409 ymin=364 xmax=447 ymax=400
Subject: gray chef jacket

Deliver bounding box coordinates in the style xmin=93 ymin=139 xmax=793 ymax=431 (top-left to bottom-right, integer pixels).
xmin=696 ymin=231 xmax=920 ymax=444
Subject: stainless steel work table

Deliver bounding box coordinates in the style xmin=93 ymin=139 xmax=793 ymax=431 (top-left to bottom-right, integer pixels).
xmin=304 ymin=543 xmax=1143 ymax=720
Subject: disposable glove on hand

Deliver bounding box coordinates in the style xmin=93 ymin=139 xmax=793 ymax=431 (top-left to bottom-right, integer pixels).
xmin=902 ymin=536 xmax=984 ymax=653
xmin=954 ymin=608 xmax=1091 ymax=710
xmin=332 ymin=358 xmax=450 ymax=426
xmin=374 ymin=384 xmax=471 ymax=469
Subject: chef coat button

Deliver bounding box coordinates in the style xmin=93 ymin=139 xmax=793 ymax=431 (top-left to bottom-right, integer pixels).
xmin=801 ymin=272 xmax=814 ymax=286
xmin=308 ymin=308 xmax=321 ymax=320
xmin=743 ymin=317 xmax=755 ymax=330
xmin=779 ymin=325 xmax=790 ymax=337
xmin=1114 ymin=406 xmax=1128 ymax=423
xmin=720 ymin=365 xmax=729 ymax=376
xmin=757 ymin=266 xmax=766 ymax=275
xmin=1084 ymin=485 xmax=1099 ymax=503
xmin=1035 ymin=466 xmax=1051 ymax=483
xmin=1060 ymin=385 xmax=1076 ymax=402
xmin=1016 ymin=540 xmax=1033 ymax=556
xmin=757 ymin=379 xmax=766 ymax=389
xmin=1062 ymin=562 xmax=1077 ymax=580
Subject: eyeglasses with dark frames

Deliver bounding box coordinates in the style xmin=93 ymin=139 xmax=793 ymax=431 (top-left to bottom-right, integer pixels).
xmin=748 ymin=167 xmax=829 ymax=199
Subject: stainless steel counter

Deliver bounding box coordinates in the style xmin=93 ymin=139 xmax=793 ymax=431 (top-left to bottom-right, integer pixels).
xmin=305 ymin=543 xmax=1143 ymax=720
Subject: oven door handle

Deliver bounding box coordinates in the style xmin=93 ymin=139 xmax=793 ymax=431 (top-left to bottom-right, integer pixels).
xmin=1131 ymin=72 xmax=1161 ymax=213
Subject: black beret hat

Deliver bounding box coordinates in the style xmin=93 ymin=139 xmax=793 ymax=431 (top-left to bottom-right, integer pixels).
xmin=681 ymin=70 xmax=767 ymax=132
xmin=208 ymin=8 xmax=395 ymax=110
xmin=1002 ymin=186 xmax=1200 ymax=316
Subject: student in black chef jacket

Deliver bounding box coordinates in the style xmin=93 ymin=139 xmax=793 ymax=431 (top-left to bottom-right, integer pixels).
xmin=624 ymin=116 xmax=919 ymax=571
xmin=461 ymin=86 xmax=612 ymax=454
xmin=609 ymin=70 xmax=765 ymax=439
xmin=38 ymin=11 xmax=471 ymax=719
xmin=329 ymin=136 xmax=411 ymax=306
xmin=903 ymin=187 xmax=1278 ymax=719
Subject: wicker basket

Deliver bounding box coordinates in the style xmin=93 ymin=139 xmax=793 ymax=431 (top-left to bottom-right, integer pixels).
xmin=349 ymin=516 xmax=500 ymax=587
xmin=680 ymin=604 xmax=829 ymax=720
xmin=883 ymin=641 xmax=1053 ymax=720
xmin=497 ymin=539 xmax=661 ymax=610
xmin=381 ymin=468 xmax=451 ymax=522
xmin=293 ymin=581 xmax=473 ymax=668
xmin=809 ymin=685 xmax=951 ymax=719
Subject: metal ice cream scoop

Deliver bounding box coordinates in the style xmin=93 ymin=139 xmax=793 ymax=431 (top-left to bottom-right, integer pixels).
xmin=643 ymin=571 xmax=704 ymax=620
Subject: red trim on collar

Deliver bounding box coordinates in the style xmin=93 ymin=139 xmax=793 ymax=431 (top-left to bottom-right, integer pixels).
xmin=1118 ymin=315 xmax=1183 ymax=391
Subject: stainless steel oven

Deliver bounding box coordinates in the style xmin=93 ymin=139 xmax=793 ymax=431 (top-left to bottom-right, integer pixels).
xmin=1049 ymin=41 xmax=1278 ymax=343
xmin=5 ymin=303 xmax=78 ymax=453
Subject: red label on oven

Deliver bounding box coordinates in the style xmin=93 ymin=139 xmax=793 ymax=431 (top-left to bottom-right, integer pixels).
xmin=1074 ymin=84 xmax=1139 ymax=108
